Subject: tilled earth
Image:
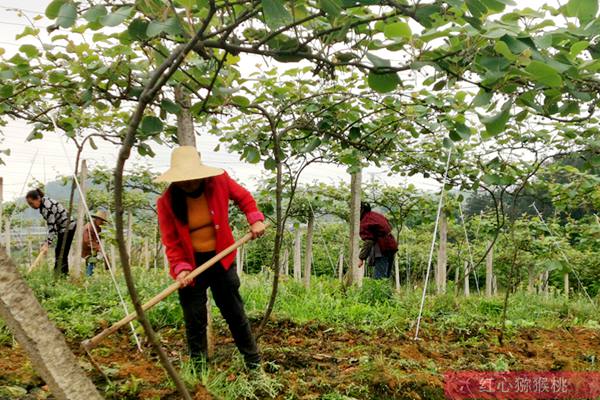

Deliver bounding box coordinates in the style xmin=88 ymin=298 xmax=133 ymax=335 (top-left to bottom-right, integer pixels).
xmin=1 ymin=319 xmax=599 ymax=399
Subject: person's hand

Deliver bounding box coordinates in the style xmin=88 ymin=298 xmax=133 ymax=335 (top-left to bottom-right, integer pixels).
xmin=358 ymin=259 xmax=364 ymax=268
xmin=40 ymin=243 xmax=49 ymax=253
xmin=250 ymin=221 xmax=266 ymax=239
xmin=176 ymin=271 xmax=194 ymax=288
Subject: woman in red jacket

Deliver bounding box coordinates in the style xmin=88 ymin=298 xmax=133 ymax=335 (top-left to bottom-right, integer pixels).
xmin=156 ymin=146 xmax=265 ymax=369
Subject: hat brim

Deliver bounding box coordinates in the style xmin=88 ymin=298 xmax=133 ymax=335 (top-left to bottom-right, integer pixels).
xmin=154 ymin=165 xmax=224 ymax=183
xmin=91 ymin=215 xmax=108 ymax=222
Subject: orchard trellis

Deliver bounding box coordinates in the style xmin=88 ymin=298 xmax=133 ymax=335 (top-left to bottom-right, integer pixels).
xmin=0 ymin=0 xmax=599 ymax=398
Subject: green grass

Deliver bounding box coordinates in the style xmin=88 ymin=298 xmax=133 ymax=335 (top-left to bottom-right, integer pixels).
xmin=0 ymin=266 xmax=597 ymax=344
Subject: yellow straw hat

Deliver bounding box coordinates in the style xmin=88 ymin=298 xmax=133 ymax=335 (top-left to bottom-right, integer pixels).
xmin=91 ymin=210 xmax=109 ymax=222
xmin=155 ymin=146 xmax=224 ymax=183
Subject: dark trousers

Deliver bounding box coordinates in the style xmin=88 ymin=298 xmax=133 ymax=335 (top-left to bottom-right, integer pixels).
xmin=54 ymin=226 xmax=76 ymax=276
xmin=373 ymin=251 xmax=395 ymax=279
xmin=178 ymin=252 xmax=260 ymax=367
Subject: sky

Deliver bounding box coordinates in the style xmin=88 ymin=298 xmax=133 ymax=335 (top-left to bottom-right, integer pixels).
xmin=0 ymin=0 xmax=556 ymax=201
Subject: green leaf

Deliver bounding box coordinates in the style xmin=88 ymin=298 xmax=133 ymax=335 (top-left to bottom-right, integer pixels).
xmin=442 ymin=137 xmax=454 ymax=149
xmin=261 ymin=0 xmax=292 ymax=30
xmin=569 ymin=40 xmax=589 ymax=58
xmin=140 ymin=116 xmax=163 ymax=135
xmin=128 ymin=19 xmax=148 ymax=40
xmin=472 ymin=90 xmax=493 ymax=107
xmin=146 ymin=20 xmax=165 ymax=37
xmin=231 ymin=96 xmax=251 ymax=107
xmin=466 ymin=0 xmax=486 ymax=18
xmin=264 ymin=157 xmax=277 ymax=170
xmin=245 ymin=146 xmax=261 ymax=163
xmin=480 ymin=101 xmax=511 ymax=137
xmin=57 ymin=3 xmax=77 ymax=28
xmin=455 ymin=122 xmax=471 ymax=139
xmin=384 ymin=21 xmax=412 ymax=40
xmin=482 ymin=173 xmax=502 ymax=185
xmin=494 ymin=41 xmax=516 ymax=61
xmin=366 ymin=52 xmax=390 ymax=67
xmin=179 ymin=0 xmax=196 ymax=9
xmin=367 ymin=72 xmax=400 ymax=93
xmin=45 ymin=0 xmax=66 ymax=19
xmin=89 ymin=137 xmax=98 ymax=150
xmin=566 ymin=0 xmax=598 ymax=23
xmin=302 ymin=137 xmax=322 ymax=153
xmin=160 ymin=99 xmax=181 ymax=114
xmin=82 ymin=5 xmax=107 ymax=23
xmin=319 ymin=0 xmax=343 ymax=17
xmin=19 ymin=44 xmax=39 ymax=58
xmin=100 ymin=6 xmax=133 ymax=27
xmin=525 ymin=61 xmax=562 ymax=87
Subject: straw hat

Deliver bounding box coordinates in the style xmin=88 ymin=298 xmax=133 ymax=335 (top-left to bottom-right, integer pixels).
xmin=92 ymin=210 xmax=109 ymax=222
xmin=155 ymin=146 xmax=224 ymax=183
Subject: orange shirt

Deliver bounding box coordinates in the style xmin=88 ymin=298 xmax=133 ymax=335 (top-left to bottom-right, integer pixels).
xmin=186 ymin=194 xmax=216 ymax=252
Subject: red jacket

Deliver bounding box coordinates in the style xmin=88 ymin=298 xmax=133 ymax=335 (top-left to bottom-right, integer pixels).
xmin=359 ymin=211 xmax=398 ymax=253
xmin=157 ymin=171 xmax=264 ymax=280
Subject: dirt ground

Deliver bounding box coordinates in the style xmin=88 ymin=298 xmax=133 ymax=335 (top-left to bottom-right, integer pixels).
xmin=1 ymin=319 xmax=599 ymax=399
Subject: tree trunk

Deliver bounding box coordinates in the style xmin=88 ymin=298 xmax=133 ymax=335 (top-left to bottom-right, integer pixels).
xmin=463 ymin=261 xmax=470 ymax=296
xmin=347 ymin=171 xmax=363 ymax=287
xmin=436 ymin=212 xmax=447 ymax=294
xmin=293 ymin=226 xmax=302 ymax=282
xmin=175 ymin=85 xmax=196 ymax=145
xmin=303 ymin=216 xmax=314 ymax=289
xmin=564 ymin=272 xmax=569 ymax=299
xmin=0 ymin=248 xmax=103 ymax=400
xmin=163 ymin=246 xmax=168 ymax=271
xmin=493 ymin=274 xmax=498 ymax=296
xmin=126 ymin=210 xmax=133 ymax=259
xmin=486 ymin=240 xmax=494 ymax=297
xmin=71 ymin=159 xmax=87 ymax=278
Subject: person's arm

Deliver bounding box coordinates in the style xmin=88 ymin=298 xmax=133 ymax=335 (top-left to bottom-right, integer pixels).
xmin=225 ymin=172 xmax=264 ymax=224
xmin=359 ymin=240 xmax=374 ymax=261
xmin=225 ymin=172 xmax=266 ymax=238
xmin=157 ymin=198 xmax=194 ymax=278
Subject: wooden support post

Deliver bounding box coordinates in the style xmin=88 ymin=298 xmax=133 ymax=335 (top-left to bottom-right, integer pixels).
xmin=348 ymin=171 xmax=362 ymax=287
xmin=492 ymin=274 xmax=498 ymax=296
xmin=71 ymin=159 xmax=87 ymax=278
xmin=111 ymin=245 xmax=117 ymax=270
xmin=282 ymin=247 xmax=289 ymax=277
xmin=293 ymin=226 xmax=302 ymax=282
xmin=304 ymin=216 xmax=314 ymax=289
xmin=28 ymin=238 xmax=33 ymax=266
xmin=564 ymin=272 xmax=569 ymax=299
xmin=143 ymin=238 xmax=149 ymax=270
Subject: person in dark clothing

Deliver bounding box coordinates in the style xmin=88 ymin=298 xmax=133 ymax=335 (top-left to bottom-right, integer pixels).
xmin=26 ymin=188 xmax=76 ymax=277
xmin=358 ymin=202 xmax=398 ymax=279
xmin=156 ymin=146 xmax=265 ymax=369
